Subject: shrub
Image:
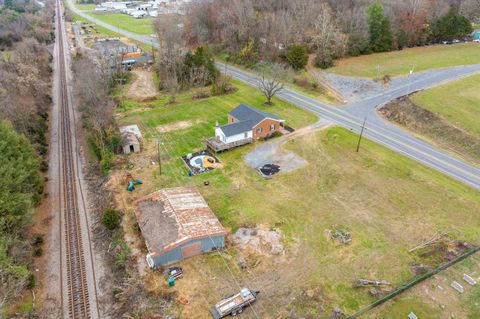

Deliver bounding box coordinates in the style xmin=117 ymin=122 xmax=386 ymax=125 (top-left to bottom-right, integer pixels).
xmin=33 ymin=247 xmax=43 ymax=257
xmin=315 ymin=51 xmax=334 ymax=69
xmin=103 ymin=209 xmax=120 ymax=231
xmin=99 ymin=149 xmax=115 ymax=175
xmin=286 ymin=45 xmax=308 ymax=70
xmin=32 ymin=234 xmax=44 ymax=246
xmin=115 ymin=242 xmax=131 ymax=267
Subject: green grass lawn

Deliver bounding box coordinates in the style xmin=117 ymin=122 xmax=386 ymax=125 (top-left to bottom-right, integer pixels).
xmin=412 ymin=74 xmax=480 ymax=138
xmin=75 ymin=3 xmax=96 ymax=10
xmin=330 ymin=43 xmax=480 ymax=77
xmin=114 ymin=78 xmax=480 ymax=318
xmin=91 ymin=13 xmax=154 ymax=35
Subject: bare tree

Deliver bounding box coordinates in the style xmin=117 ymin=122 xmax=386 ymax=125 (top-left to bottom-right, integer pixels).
xmin=164 ymin=72 xmax=180 ymax=104
xmin=259 ymin=65 xmax=284 ymax=105
xmin=311 ymin=3 xmax=347 ymax=68
xmin=460 ymin=0 xmax=480 ymax=24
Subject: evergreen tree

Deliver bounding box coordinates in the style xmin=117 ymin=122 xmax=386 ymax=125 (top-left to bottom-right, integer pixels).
xmin=431 ymin=9 xmax=473 ymax=42
xmin=367 ymin=1 xmax=393 ymax=52
xmin=286 ymin=45 xmax=308 ymax=70
xmin=0 ymin=120 xmax=43 ymax=233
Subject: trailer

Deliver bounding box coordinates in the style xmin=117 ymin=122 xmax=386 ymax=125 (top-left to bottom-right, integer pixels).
xmin=210 ymin=288 xmax=259 ymax=318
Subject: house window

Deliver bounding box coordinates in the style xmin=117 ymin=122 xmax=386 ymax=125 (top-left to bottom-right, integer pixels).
xmin=244 ymin=132 xmax=248 ymax=138
xmin=256 ymin=127 xmax=262 ymax=133
xmin=270 ymin=124 xmax=275 ymax=131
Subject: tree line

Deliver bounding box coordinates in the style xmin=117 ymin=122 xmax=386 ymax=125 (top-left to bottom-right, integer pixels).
xmin=180 ymin=0 xmax=476 ymax=69
xmin=0 ymin=0 xmax=54 ymax=314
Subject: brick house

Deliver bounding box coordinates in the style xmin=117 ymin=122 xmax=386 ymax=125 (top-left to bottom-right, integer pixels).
xmin=214 ymin=104 xmax=285 ymax=144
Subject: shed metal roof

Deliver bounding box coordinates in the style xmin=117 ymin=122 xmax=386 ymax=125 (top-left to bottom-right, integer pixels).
xmin=133 ymin=186 xmax=227 ymax=257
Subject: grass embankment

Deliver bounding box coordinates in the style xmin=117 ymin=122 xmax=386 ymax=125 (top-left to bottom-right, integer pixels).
xmin=114 ymin=76 xmax=480 ymax=318
xmin=381 ymin=74 xmax=480 ymax=164
xmin=330 ymin=43 xmax=480 ymax=77
xmin=91 ymin=13 xmax=154 ymax=35
xmin=75 ymin=3 xmax=96 ymax=11
xmin=412 ymin=74 xmax=480 ymax=138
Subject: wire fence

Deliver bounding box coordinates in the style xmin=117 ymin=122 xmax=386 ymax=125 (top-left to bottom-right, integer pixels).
xmin=345 ymin=246 xmax=480 ymax=318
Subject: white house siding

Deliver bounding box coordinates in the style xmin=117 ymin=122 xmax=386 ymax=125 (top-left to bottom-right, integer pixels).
xmin=216 ymin=127 xmax=252 ymax=144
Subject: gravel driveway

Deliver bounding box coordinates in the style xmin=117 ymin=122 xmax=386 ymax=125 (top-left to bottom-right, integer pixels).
xmin=244 ymin=119 xmax=332 ymax=173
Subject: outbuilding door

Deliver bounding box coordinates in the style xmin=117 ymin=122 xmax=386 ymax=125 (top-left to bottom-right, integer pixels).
xmin=181 ymin=241 xmax=202 ymax=259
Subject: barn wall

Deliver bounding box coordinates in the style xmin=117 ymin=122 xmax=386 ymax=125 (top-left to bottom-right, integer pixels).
xmin=151 ymin=235 xmax=225 ymax=267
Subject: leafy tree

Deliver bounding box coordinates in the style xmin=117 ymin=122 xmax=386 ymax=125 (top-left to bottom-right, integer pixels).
xmin=367 ymin=1 xmax=393 ymax=52
xmin=397 ymin=29 xmax=408 ymax=49
xmin=0 ymin=120 xmax=42 ymax=307
xmin=286 ymin=45 xmax=308 ymax=70
xmin=430 ymin=9 xmax=473 ymax=41
xmin=0 ymin=120 xmax=43 ymax=233
xmin=347 ymin=32 xmax=371 ymax=56
xmin=238 ymin=38 xmax=258 ymax=64
xmin=183 ymin=46 xmax=218 ymax=86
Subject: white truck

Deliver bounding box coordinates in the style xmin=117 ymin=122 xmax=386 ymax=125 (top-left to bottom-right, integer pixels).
xmin=210 ymin=288 xmax=259 ymax=318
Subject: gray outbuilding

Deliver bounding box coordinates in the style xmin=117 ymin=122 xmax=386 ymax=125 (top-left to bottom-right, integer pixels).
xmin=133 ymin=186 xmax=227 ymax=268
xmin=120 ymin=124 xmax=142 ymax=154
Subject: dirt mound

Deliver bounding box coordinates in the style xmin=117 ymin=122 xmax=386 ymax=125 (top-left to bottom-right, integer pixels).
xmin=379 ymin=96 xmax=480 ymax=164
xmin=126 ymin=69 xmax=158 ymax=101
xmin=157 ymin=120 xmax=193 ymax=133
xmin=231 ymin=227 xmax=284 ymax=255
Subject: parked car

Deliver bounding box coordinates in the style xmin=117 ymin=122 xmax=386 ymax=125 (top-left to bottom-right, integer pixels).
xmin=164 ymin=266 xmax=183 ymax=279
xmin=474 ymin=39 xmax=480 ymax=43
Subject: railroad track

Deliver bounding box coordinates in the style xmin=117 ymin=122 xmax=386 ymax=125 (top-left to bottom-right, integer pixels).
xmin=55 ymin=1 xmax=95 ymax=317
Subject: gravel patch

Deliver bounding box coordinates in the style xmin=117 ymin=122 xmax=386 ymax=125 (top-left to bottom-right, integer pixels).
xmin=244 ymin=119 xmax=332 ymax=173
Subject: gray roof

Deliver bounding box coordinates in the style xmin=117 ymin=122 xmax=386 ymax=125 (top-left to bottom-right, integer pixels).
xmin=219 ymin=120 xmax=253 ymax=137
xmin=219 ymin=104 xmax=284 ymax=137
xmin=229 ymin=104 xmax=284 ymax=125
xmin=220 ymin=120 xmax=255 ymax=137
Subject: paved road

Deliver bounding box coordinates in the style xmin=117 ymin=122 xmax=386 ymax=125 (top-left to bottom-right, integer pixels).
xmin=221 ymin=63 xmax=480 ymax=189
xmin=66 ymin=0 xmax=480 ymax=189
xmin=65 ymin=0 xmax=159 ymax=47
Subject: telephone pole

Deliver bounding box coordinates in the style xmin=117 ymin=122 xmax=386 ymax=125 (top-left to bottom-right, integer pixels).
xmin=356 ymin=118 xmax=367 ymax=153
xmin=156 ymin=135 xmax=162 ymax=176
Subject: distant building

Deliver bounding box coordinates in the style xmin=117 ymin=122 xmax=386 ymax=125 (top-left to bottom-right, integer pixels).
xmin=133 ymin=186 xmax=227 ymax=268
xmin=207 ymin=104 xmax=286 ymax=152
xmin=120 ymin=124 xmax=142 ymax=154
xmin=472 ymin=29 xmax=480 ymax=40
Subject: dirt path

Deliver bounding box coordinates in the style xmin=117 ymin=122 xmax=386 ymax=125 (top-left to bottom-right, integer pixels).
xmin=244 ymin=119 xmax=332 ymax=172
xmin=126 ymin=69 xmax=157 ymax=101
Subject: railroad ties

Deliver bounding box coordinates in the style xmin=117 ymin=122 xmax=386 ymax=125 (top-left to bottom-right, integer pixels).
xmin=56 ymin=1 xmax=91 ymax=317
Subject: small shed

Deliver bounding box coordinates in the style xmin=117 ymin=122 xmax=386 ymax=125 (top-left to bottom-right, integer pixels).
xmin=120 ymin=124 xmax=142 ymax=154
xmin=133 ymin=186 xmax=227 ymax=268
xmin=121 ymin=132 xmax=140 ymax=154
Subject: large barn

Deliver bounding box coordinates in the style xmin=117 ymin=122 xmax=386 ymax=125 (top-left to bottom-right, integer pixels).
xmin=133 ymin=186 xmax=227 ymax=268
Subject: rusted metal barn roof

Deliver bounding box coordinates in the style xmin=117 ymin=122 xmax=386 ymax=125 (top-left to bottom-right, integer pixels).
xmin=133 ymin=186 xmax=227 ymax=257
